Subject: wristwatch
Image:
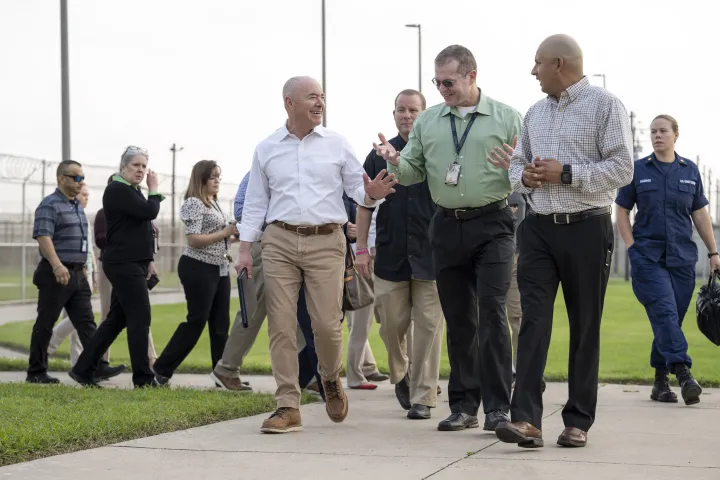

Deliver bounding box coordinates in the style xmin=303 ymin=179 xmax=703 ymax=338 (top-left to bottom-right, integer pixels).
xmin=708 ymin=252 xmax=718 ymax=258
xmin=561 ymin=164 xmax=572 ymax=185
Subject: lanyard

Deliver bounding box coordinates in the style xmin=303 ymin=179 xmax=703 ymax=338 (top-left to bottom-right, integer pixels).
xmin=210 ymin=200 xmax=229 ymax=252
xmin=450 ymin=112 xmax=478 ymax=160
xmin=69 ymin=200 xmax=85 ymax=238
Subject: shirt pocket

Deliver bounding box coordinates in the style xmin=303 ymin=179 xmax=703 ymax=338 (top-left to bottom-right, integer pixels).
xmin=635 ymin=182 xmax=659 ymax=209
xmin=676 ymin=181 xmax=695 ymax=209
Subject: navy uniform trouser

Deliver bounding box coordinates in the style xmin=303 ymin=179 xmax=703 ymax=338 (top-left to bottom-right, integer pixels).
xmin=629 ymin=247 xmax=694 ymax=369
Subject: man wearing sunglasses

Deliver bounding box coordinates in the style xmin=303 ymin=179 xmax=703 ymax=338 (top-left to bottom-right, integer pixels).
xmin=27 ymin=160 xmax=102 ymax=384
xmin=373 ymin=45 xmax=523 ymax=433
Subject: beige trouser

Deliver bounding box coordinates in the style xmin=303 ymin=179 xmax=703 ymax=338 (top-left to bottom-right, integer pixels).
xmin=214 ymin=241 xmax=308 ymax=379
xmin=506 ymin=252 xmax=522 ymax=370
xmin=262 ymin=223 xmax=346 ymax=409
xmin=345 ymin=303 xmax=380 ymax=386
xmin=48 ymin=260 xmax=157 ymax=366
xmin=375 ymin=275 xmax=444 ymax=407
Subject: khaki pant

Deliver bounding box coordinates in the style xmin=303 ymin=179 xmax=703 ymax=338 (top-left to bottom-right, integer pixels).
xmin=48 ymin=260 xmax=157 ymax=366
xmin=345 ymin=304 xmax=380 ymax=386
xmin=506 ymin=252 xmax=522 ymax=369
xmin=375 ymin=275 xmax=443 ymax=407
xmin=262 ymin=223 xmax=346 ymax=409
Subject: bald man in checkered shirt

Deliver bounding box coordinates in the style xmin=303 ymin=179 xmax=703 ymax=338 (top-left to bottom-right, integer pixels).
xmin=487 ymin=34 xmax=633 ymax=449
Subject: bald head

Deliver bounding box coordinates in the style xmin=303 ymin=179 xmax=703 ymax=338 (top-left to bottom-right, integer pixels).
xmin=282 ymin=76 xmax=321 ymax=101
xmin=537 ymin=34 xmax=583 ymax=75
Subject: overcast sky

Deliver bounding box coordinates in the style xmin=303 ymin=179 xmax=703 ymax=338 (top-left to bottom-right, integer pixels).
xmin=1 ymin=0 xmax=718 ymax=215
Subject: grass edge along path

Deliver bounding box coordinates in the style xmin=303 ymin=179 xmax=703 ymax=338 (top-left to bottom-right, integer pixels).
xmin=0 ymin=383 xmax=317 ymax=467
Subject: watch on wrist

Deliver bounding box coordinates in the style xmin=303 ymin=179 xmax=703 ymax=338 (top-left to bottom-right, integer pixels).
xmin=560 ymin=164 xmax=572 ymax=185
xmin=708 ymin=252 xmax=718 ymax=259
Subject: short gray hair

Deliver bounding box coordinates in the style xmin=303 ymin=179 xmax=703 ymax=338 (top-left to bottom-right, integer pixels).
xmin=435 ymin=45 xmax=477 ymax=76
xmin=282 ymin=76 xmax=320 ymax=100
xmin=119 ymin=146 xmax=149 ymax=170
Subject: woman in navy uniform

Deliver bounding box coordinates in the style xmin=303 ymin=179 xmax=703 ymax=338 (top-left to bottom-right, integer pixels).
xmin=615 ymin=114 xmax=720 ymax=406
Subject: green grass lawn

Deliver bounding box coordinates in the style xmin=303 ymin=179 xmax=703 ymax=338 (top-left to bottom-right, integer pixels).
xmin=1 ymin=279 xmax=719 ymax=386
xmin=0 ymin=383 xmax=316 ymax=466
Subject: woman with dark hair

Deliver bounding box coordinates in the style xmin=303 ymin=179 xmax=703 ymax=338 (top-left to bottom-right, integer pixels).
xmin=616 ymin=114 xmax=720 ymax=406
xmin=152 ymin=160 xmax=237 ymax=384
xmin=71 ymin=145 xmax=164 ymax=388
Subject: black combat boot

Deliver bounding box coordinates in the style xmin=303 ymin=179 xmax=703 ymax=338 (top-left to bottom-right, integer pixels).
xmin=650 ymin=367 xmax=677 ymax=403
xmin=671 ymin=364 xmax=702 ymax=406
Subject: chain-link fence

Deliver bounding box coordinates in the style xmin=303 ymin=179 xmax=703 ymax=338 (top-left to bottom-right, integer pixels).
xmin=1 ymin=153 xmax=719 ymax=303
xmin=0 ymin=153 xmax=240 ymax=302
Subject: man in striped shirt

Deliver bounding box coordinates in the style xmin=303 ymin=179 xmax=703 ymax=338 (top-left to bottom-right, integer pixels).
xmin=27 ymin=160 xmax=100 ymax=384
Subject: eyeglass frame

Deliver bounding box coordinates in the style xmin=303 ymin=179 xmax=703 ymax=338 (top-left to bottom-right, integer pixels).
xmin=121 ymin=145 xmax=149 ymax=160
xmin=63 ymin=174 xmax=85 ymax=183
xmin=431 ymin=72 xmax=473 ymax=89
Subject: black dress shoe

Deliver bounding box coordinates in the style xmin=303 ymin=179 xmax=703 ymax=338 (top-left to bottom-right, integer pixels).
xmin=437 ymin=412 xmax=479 ymax=431
xmin=395 ymin=374 xmax=411 ymax=410
xmin=94 ymin=363 xmax=127 ymax=381
xmin=26 ymin=373 xmax=60 ymax=384
xmin=483 ymin=409 xmax=510 ymax=431
xmin=154 ymin=373 xmax=171 ymax=386
xmin=68 ymin=370 xmax=103 ymax=388
xmin=407 ymin=404 xmax=431 ymax=419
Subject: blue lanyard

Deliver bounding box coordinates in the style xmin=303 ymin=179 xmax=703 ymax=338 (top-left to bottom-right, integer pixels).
xmin=450 ymin=113 xmax=478 ymax=159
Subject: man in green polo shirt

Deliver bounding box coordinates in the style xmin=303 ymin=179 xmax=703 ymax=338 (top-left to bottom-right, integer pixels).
xmin=373 ymin=44 xmax=522 ymax=433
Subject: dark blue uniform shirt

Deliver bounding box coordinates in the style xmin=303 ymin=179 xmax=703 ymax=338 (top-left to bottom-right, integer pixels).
xmin=615 ymin=153 xmax=708 ymax=267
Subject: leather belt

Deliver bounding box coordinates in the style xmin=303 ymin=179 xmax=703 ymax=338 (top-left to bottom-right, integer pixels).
xmin=529 ymin=206 xmax=611 ymax=225
xmin=438 ymin=198 xmax=509 ymax=220
xmin=272 ymin=221 xmax=340 ymax=236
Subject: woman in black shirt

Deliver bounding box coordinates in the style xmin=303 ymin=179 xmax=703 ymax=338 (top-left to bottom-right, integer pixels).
xmin=71 ymin=146 xmax=164 ymax=388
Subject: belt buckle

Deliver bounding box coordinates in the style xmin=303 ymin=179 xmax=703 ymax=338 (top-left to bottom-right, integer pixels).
xmin=553 ymin=213 xmax=570 ymax=225
xmin=454 ymin=209 xmax=466 ymax=219
xmin=295 ymin=226 xmax=309 ymax=235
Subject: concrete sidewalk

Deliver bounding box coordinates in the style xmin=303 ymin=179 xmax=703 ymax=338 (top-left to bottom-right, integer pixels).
xmin=0 ymin=373 xmax=718 ymax=479
xmin=0 ymin=289 xmax=186 ymax=326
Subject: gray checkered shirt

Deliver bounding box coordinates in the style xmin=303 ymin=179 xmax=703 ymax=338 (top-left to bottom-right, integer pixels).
xmin=509 ymin=76 xmax=634 ymax=214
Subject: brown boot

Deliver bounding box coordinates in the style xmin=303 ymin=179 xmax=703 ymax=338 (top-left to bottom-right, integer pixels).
xmin=210 ymin=372 xmax=252 ymax=392
xmin=321 ymin=377 xmax=348 ymax=423
xmin=260 ymin=407 xmax=302 ymax=434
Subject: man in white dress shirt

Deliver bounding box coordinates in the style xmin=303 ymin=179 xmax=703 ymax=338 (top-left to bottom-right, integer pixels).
xmin=238 ymin=76 xmax=397 ymax=433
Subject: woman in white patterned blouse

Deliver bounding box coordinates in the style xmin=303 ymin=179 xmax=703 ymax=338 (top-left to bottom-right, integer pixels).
xmin=153 ymin=160 xmax=238 ymax=384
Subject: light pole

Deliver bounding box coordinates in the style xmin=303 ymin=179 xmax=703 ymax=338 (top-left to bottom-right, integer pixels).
xmin=21 ymin=167 xmax=38 ymax=300
xmin=321 ymin=0 xmax=327 ymax=126
xmin=60 ymin=0 xmax=71 ymax=160
xmin=405 ymin=24 xmax=422 ymax=92
xmin=592 ymin=73 xmax=606 ymax=89
xmin=170 ymin=143 xmax=183 ymax=272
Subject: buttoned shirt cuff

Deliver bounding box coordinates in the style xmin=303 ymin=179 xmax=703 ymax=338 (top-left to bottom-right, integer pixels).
xmin=239 ymin=225 xmax=263 ymax=243
xmin=352 ymin=186 xmax=384 ymax=209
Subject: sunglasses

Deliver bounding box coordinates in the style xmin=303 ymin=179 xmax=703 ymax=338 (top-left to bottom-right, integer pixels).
xmin=122 ymin=145 xmax=149 ymax=159
xmin=63 ymin=174 xmax=85 ymax=183
xmin=431 ymin=72 xmax=472 ymax=89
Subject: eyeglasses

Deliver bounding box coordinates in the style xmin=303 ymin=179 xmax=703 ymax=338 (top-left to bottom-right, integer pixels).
xmin=63 ymin=174 xmax=85 ymax=183
xmin=431 ymin=73 xmax=471 ymax=89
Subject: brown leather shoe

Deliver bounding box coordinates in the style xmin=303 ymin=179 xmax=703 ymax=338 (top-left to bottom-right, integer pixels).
xmin=260 ymin=407 xmax=302 ymax=433
xmin=495 ymin=421 xmax=544 ymax=448
xmin=322 ymin=377 xmax=348 ymax=423
xmin=210 ymin=371 xmax=252 ymax=392
xmin=557 ymin=427 xmax=587 ymax=447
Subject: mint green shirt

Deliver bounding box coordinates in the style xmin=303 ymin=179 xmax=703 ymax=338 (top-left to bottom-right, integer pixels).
xmin=388 ymin=91 xmax=523 ymax=209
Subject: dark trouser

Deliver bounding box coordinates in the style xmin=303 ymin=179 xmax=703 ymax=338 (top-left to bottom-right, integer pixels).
xmin=74 ymin=260 xmax=154 ymax=386
xmin=512 ymin=212 xmax=613 ymax=432
xmin=628 ymin=249 xmax=694 ymax=369
xmin=297 ymin=285 xmax=325 ymax=400
xmin=154 ymin=255 xmax=230 ymax=378
xmin=430 ymin=206 xmax=515 ymax=416
xmin=28 ymin=260 xmax=97 ymax=376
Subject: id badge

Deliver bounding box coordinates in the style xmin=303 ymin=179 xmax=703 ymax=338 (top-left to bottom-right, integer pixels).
xmin=445 ymin=162 xmax=461 ymax=186
xmin=219 ymin=263 xmax=228 ymax=277
xmin=81 ymin=240 xmax=88 ymax=253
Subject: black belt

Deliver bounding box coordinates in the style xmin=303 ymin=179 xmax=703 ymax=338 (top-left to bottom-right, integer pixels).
xmin=529 ymin=206 xmax=611 ymax=225
xmin=42 ymin=258 xmax=84 ymax=270
xmin=438 ymin=198 xmax=509 ymax=220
